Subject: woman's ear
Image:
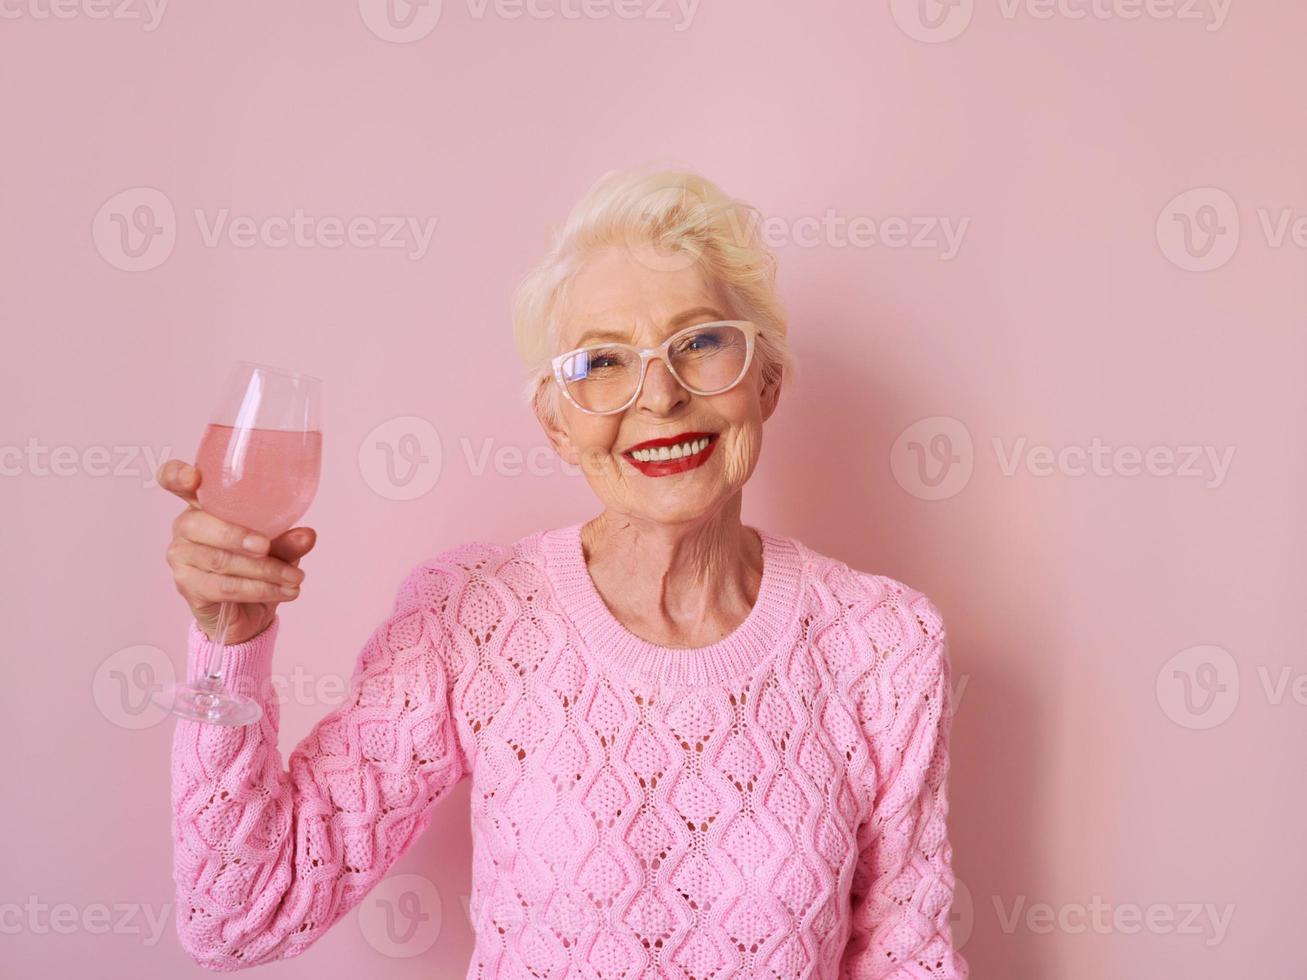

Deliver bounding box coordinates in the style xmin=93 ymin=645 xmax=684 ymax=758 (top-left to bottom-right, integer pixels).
xmin=533 ymin=381 xmax=579 ymax=465
xmin=760 ymin=361 xmax=783 ymax=422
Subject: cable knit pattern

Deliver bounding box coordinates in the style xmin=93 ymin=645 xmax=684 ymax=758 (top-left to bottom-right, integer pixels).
xmin=169 ymin=522 xmax=967 ymax=978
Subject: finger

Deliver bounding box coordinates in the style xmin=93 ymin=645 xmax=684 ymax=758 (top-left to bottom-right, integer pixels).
xmin=169 ymin=538 xmax=305 ymax=586
xmin=173 ymin=508 xmax=271 ymax=556
xmin=180 ymin=566 xmax=301 ymax=604
xmin=158 ymin=459 xmax=201 ymax=506
xmin=270 ymin=526 xmax=317 ymax=565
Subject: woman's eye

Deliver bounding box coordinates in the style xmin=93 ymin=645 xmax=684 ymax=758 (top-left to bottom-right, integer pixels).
xmin=677 ymin=331 xmax=722 ymax=354
xmin=581 ymin=349 xmax=633 ymax=374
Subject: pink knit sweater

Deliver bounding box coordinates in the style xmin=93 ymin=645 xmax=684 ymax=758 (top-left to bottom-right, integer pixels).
xmin=170 ymin=522 xmax=968 ymax=979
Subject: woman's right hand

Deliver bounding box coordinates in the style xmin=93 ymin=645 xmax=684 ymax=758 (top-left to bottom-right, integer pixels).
xmin=158 ymin=459 xmax=317 ymax=646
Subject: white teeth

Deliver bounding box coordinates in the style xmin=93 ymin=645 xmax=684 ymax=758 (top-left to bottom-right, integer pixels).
xmin=630 ymin=436 xmax=710 ymax=463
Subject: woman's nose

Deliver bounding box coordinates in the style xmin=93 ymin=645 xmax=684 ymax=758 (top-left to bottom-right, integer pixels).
xmin=635 ymin=357 xmax=689 ymax=413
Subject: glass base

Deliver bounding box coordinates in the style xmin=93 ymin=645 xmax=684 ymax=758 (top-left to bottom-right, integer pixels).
xmin=154 ymin=676 xmax=264 ymax=727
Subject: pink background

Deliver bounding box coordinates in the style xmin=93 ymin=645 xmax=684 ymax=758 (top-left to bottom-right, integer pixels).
xmin=3 ymin=1 xmax=1303 ymax=977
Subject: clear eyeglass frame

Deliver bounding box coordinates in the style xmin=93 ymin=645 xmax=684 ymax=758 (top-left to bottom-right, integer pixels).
xmin=550 ymin=319 xmax=758 ymax=416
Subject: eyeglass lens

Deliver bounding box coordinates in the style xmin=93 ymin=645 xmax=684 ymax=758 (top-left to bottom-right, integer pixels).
xmin=559 ymin=323 xmax=750 ymax=413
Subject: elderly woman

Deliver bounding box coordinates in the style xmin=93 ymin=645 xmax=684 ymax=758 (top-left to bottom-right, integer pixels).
xmin=161 ymin=169 xmax=968 ymax=979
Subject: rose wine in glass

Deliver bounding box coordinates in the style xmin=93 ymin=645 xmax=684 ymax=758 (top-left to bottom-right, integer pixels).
xmin=156 ymin=360 xmax=322 ymax=726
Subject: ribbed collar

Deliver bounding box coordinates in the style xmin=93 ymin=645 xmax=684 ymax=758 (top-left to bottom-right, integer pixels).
xmin=539 ymin=521 xmax=805 ymax=688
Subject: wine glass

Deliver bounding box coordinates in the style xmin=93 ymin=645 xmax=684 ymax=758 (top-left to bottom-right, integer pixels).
xmin=154 ymin=360 xmax=323 ymax=726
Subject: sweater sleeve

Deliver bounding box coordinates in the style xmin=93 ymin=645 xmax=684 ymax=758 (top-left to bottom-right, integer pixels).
xmin=840 ymin=587 xmax=968 ymax=980
xmin=168 ymin=562 xmax=468 ymax=971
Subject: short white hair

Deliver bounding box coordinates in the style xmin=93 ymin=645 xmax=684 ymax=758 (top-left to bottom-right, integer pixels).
xmin=511 ymin=166 xmax=797 ymax=425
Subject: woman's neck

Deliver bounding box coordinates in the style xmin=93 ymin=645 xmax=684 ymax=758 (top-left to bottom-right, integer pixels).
xmin=580 ymin=501 xmax=763 ymax=649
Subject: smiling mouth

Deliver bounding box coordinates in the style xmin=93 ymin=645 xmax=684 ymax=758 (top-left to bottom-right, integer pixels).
xmin=622 ymin=431 xmax=718 ymax=463
xmin=620 ymin=432 xmax=719 ymax=477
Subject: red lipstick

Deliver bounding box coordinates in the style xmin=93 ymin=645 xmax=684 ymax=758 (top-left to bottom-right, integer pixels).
xmin=621 ymin=431 xmax=718 ymax=477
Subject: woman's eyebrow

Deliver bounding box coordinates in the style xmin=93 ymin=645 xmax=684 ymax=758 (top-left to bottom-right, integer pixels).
xmin=575 ymin=306 xmax=726 ymax=346
xmin=668 ymin=305 xmax=726 ymax=329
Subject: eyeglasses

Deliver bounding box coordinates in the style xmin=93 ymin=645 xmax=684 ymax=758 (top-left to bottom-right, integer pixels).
xmin=551 ymin=320 xmax=758 ymax=416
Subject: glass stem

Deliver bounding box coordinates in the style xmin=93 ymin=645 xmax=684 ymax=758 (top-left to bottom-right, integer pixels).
xmin=201 ymin=601 xmax=234 ymax=682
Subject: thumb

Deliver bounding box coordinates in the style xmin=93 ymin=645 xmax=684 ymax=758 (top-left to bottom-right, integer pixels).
xmin=270 ymin=526 xmax=317 ymax=565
